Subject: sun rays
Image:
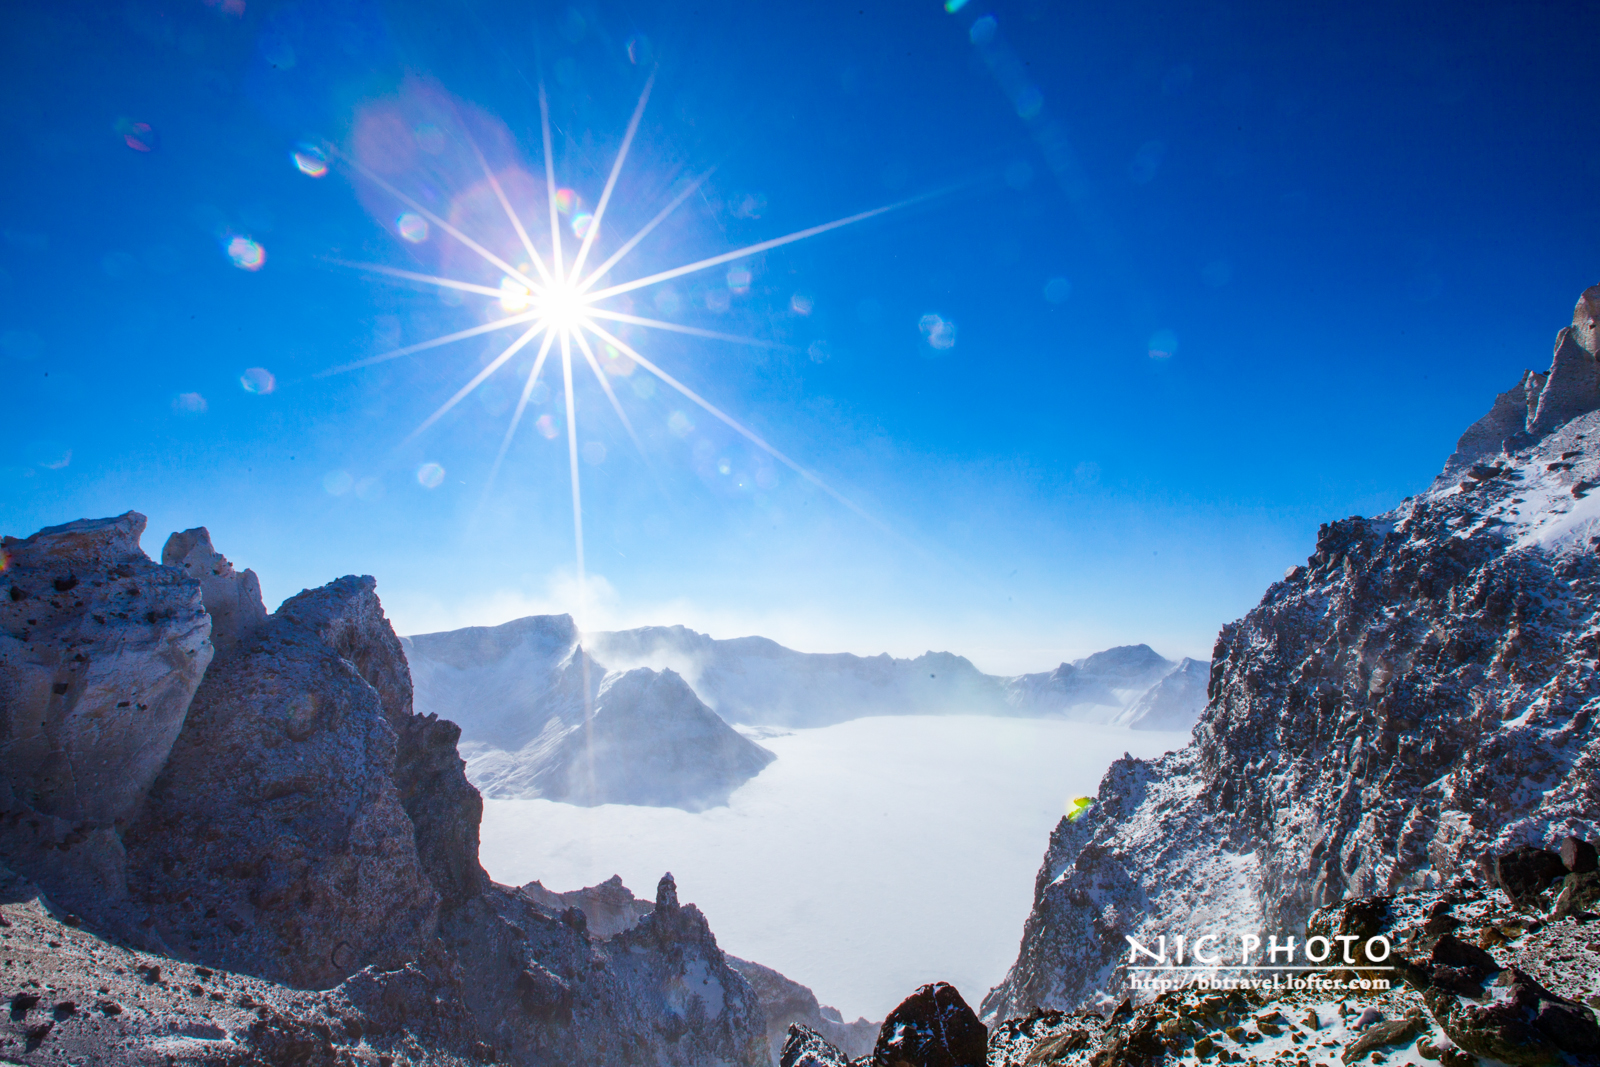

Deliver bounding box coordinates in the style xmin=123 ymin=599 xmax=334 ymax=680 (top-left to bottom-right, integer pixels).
xmin=324 ymin=77 xmax=902 ymax=620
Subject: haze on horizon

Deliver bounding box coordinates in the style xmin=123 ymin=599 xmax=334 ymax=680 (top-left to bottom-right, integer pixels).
xmin=4 ymin=0 xmax=1598 ymax=676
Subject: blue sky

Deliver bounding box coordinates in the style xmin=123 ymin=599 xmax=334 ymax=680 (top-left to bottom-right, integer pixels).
xmin=4 ymin=0 xmax=1598 ymax=673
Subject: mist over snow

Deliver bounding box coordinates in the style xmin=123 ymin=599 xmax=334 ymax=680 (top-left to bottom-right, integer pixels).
xmin=477 ymin=715 xmax=1188 ymax=1021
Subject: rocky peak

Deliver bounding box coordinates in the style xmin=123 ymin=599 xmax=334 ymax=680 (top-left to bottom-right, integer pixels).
xmin=657 ymin=871 xmax=680 ymax=911
xmin=0 ymin=511 xmax=212 ymax=918
xmin=161 ymin=526 xmax=267 ymax=652
xmin=1442 ymin=283 xmax=1600 ymax=477
xmin=984 ymin=283 xmax=1600 ymax=1021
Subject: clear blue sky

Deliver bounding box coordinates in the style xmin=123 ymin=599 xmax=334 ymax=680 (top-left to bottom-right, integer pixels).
xmin=4 ymin=0 xmax=1598 ymax=673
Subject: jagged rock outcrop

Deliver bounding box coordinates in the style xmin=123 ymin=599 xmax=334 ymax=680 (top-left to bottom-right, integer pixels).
xmin=0 ymin=512 xmax=213 ymax=920
xmin=0 ymin=517 xmax=775 ymax=1065
xmin=408 ymin=618 xmax=776 ymax=809
xmin=162 ymin=527 xmax=266 ymax=652
xmin=515 ymin=872 xmax=876 ymax=1065
xmin=1118 ymin=657 xmax=1208 ymax=732
xmin=123 ymin=574 xmax=448 ymax=988
xmin=984 ymin=284 xmax=1600 ymax=1020
xmin=729 ymin=955 xmax=877 ymax=1066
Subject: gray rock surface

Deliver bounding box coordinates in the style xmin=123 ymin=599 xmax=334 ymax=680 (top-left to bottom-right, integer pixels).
xmin=984 ymin=284 xmax=1600 ymax=1021
xmin=0 ymin=512 xmax=212 ymax=921
xmin=513 ymin=871 xmax=874 ymax=1066
xmin=162 ymin=527 xmax=266 ymax=652
xmin=123 ymin=575 xmax=446 ymax=989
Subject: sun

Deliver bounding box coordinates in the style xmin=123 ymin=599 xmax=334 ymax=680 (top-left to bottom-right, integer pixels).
xmin=318 ymin=75 xmax=905 ymax=622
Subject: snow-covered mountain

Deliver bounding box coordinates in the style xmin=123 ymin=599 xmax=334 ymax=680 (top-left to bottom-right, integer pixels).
xmin=587 ymin=624 xmax=1009 ymax=726
xmin=1115 ymin=655 xmax=1209 ymax=730
xmin=1001 ymin=644 xmax=1180 ymax=721
xmin=406 ymin=621 xmax=1208 ymax=810
xmin=590 ymin=626 xmax=1204 ymax=729
xmin=982 ymin=282 xmax=1600 ymax=1020
xmin=405 ymin=617 xmax=773 ymax=810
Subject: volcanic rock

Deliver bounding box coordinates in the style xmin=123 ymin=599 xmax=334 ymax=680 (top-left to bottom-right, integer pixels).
xmin=983 ymin=284 xmax=1600 ymax=1019
xmin=123 ymin=574 xmax=447 ymax=988
xmin=872 ymin=982 xmax=986 ymax=1067
xmin=1557 ymin=836 xmax=1598 ymax=873
xmin=161 ymin=527 xmax=266 ymax=652
xmin=1495 ymin=847 xmax=1569 ymax=911
xmin=0 ymin=512 xmax=212 ymax=918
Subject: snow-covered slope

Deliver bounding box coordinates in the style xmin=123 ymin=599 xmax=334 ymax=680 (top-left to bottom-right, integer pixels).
xmin=983 ymin=283 xmax=1600 ymax=1020
xmin=1116 ymin=655 xmax=1209 ymax=730
xmin=1002 ymin=644 xmax=1179 ymax=722
xmin=405 ymin=618 xmax=773 ymax=810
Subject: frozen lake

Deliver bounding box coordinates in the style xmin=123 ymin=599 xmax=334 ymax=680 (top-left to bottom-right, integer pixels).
xmin=479 ymin=715 xmax=1188 ymax=1020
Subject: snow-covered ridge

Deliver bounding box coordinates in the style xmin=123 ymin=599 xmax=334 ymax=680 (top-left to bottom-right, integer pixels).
xmin=983 ymin=283 xmax=1600 ymax=1020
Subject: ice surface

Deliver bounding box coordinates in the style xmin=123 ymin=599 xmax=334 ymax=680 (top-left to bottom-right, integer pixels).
xmin=478 ymin=715 xmax=1187 ymax=1020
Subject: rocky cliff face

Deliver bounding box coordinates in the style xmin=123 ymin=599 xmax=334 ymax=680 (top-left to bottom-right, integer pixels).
xmin=0 ymin=513 xmax=213 ymax=924
xmin=0 ymin=517 xmax=774 ymax=1065
xmin=983 ymin=284 xmax=1600 ymax=1020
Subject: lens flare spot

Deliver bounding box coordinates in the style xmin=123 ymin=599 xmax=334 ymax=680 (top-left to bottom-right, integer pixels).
xmin=396 ymin=213 xmax=429 ymax=243
xmin=807 ymin=340 xmax=832 ymax=363
xmin=581 ymin=441 xmax=607 ymax=465
xmin=625 ymin=34 xmax=652 ymax=64
xmin=946 ymin=0 xmax=970 ymax=10
xmin=969 ymin=15 xmax=997 ymax=44
xmin=416 ymin=462 xmax=445 ymax=488
xmin=240 ymin=367 xmax=276 ymax=394
xmin=292 ymin=144 xmax=328 ymax=177
xmin=1067 ymin=795 xmax=1095 ymax=821
xmin=323 ymin=470 xmax=354 ymax=495
xmin=790 ymin=292 xmax=814 ymax=315
xmin=668 ymin=411 xmax=694 ymax=438
xmin=1044 ymin=277 xmax=1072 ymax=304
xmin=705 ymin=289 xmax=731 ymax=314
xmin=571 ymin=213 xmax=594 ymax=238
xmin=535 ymin=414 xmax=559 ymax=439
xmin=226 ymin=236 xmax=265 ymax=271
xmin=1148 ymin=328 xmax=1179 ymax=359
xmin=918 ymin=313 xmax=957 ymax=350
xmin=172 ymin=392 xmax=207 ymax=416
xmin=601 ymin=344 xmax=635 ymax=377
xmin=716 ymin=457 xmax=731 ymax=476
xmin=499 ymin=277 xmax=532 ymax=312
xmin=555 ymin=188 xmax=578 ymax=215
xmin=726 ymin=268 xmax=752 ymax=294
xmin=116 ymin=119 xmax=158 ymax=152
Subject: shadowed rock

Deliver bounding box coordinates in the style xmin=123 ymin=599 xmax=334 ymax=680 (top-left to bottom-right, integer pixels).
xmin=873 ymin=982 xmax=986 ymax=1067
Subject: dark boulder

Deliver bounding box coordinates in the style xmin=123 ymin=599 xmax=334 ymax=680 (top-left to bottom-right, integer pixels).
xmin=1493 ymin=847 xmax=1567 ymax=910
xmin=1557 ymin=837 xmax=1598 ymax=874
xmin=872 ymin=983 xmax=986 ymax=1067
xmin=1424 ymin=967 xmax=1600 ymax=1067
